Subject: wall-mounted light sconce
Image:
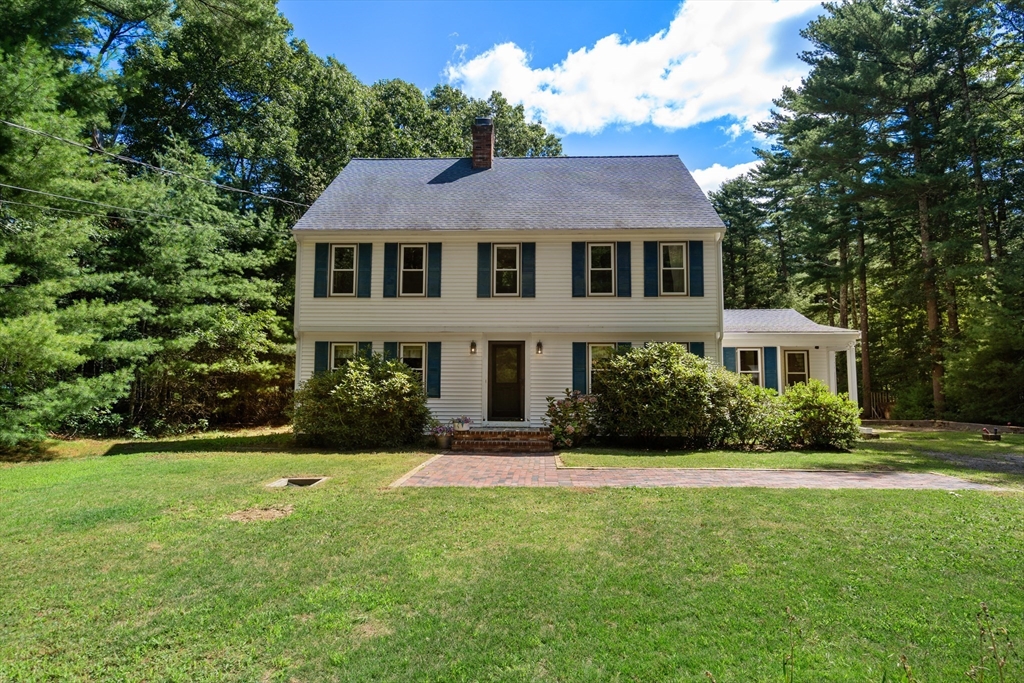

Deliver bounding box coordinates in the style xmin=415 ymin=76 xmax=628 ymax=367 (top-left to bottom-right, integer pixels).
xmin=536 ymin=341 xmax=543 ymax=355
xmin=470 ymin=341 xmax=477 ymax=354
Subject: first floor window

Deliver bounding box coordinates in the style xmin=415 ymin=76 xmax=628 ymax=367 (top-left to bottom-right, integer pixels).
xmin=588 ymin=243 xmax=614 ymax=295
xmin=738 ymin=348 xmax=762 ymax=386
xmin=589 ymin=343 xmax=616 ymax=390
xmin=400 ymin=245 xmax=425 ymax=296
xmin=785 ymin=350 xmax=809 ymax=387
xmin=660 ymin=242 xmax=687 ymax=294
xmin=493 ymin=244 xmax=520 ymax=296
xmin=331 ymin=342 xmax=357 ymax=370
xmin=331 ymin=245 xmax=356 ymax=295
xmin=401 ymin=343 xmax=425 ymax=384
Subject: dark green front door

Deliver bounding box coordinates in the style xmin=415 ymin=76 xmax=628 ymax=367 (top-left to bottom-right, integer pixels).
xmin=489 ymin=342 xmax=524 ymax=421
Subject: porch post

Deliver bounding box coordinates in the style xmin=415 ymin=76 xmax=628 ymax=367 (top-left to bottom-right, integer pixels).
xmin=827 ymin=350 xmax=837 ymax=393
xmin=846 ymin=341 xmax=859 ymax=407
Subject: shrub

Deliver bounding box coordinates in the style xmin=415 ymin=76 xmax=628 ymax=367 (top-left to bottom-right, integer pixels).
xmin=782 ymin=379 xmax=861 ymax=449
xmin=544 ymin=389 xmax=597 ymax=448
xmin=291 ymin=353 xmax=431 ymax=449
xmin=730 ymin=381 xmax=797 ymax=450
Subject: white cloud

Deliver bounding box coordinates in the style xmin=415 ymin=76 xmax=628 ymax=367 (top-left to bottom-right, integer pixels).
xmin=446 ymin=0 xmax=820 ymax=135
xmin=691 ymin=161 xmax=760 ymax=194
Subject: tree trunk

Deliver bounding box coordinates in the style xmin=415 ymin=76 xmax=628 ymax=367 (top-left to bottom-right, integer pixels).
xmin=839 ymin=241 xmax=849 ymax=328
xmin=945 ymin=280 xmax=960 ymax=337
xmin=826 ymin=280 xmax=835 ymax=328
xmin=918 ymin=193 xmax=945 ymax=417
xmin=857 ymin=226 xmax=872 ymax=405
xmin=956 ymin=48 xmax=993 ymax=264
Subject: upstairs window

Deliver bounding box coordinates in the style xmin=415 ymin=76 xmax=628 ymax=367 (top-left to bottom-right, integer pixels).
xmin=400 ymin=245 xmax=425 ymax=296
xmin=330 ymin=342 xmax=357 ymax=370
xmin=331 ymin=245 xmax=357 ymax=296
xmin=785 ymin=351 xmax=809 ymax=387
xmin=738 ymin=348 xmax=762 ymax=386
xmin=660 ymin=243 xmax=688 ymax=295
xmin=494 ymin=244 xmax=520 ymax=296
xmin=588 ymin=244 xmax=615 ymax=296
xmin=589 ymin=343 xmax=616 ymax=389
xmin=400 ymin=343 xmax=425 ymax=385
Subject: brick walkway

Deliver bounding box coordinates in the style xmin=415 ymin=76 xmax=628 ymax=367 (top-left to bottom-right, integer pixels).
xmin=391 ymin=454 xmax=998 ymax=490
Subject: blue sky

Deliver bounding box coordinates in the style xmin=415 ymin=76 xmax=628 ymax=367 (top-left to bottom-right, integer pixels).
xmin=277 ymin=0 xmax=824 ymax=192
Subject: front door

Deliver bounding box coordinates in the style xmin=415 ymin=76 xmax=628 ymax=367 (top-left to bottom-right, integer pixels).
xmin=489 ymin=342 xmax=525 ymax=421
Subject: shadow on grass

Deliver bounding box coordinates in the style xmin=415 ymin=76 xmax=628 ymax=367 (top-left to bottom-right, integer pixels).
xmin=102 ymin=433 xmax=434 ymax=457
xmin=0 ymin=447 xmax=59 ymax=464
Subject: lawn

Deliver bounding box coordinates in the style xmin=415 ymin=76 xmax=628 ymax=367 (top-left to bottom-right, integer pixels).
xmin=1 ymin=431 xmax=1023 ymax=681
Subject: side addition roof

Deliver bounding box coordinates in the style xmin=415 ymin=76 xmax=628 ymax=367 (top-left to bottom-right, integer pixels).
xmin=724 ymin=309 xmax=860 ymax=335
xmin=292 ymin=156 xmax=725 ymax=231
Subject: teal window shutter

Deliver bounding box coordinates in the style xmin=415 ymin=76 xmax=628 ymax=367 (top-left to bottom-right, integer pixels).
xmin=690 ymin=342 xmax=705 ymax=358
xmin=357 ymin=243 xmax=372 ymax=298
xmin=477 ymin=243 xmax=491 ymax=298
xmin=643 ymin=241 xmax=658 ymax=297
xmin=426 ymin=342 xmax=441 ymax=398
xmin=723 ymin=347 xmax=737 ymax=372
xmin=383 ymin=243 xmax=398 ymax=297
xmin=522 ymin=242 xmax=536 ymax=297
xmin=764 ymin=347 xmax=779 ymax=391
xmin=314 ymin=341 xmax=329 ymax=373
xmin=572 ymin=342 xmax=587 ymax=393
xmin=427 ymin=242 xmax=442 ymax=297
xmin=616 ymin=241 xmax=631 ymax=297
xmin=314 ymin=243 xmax=329 ymax=298
xmin=357 ymin=341 xmax=372 ymax=357
xmin=617 ymin=342 xmax=631 ymax=352
xmin=689 ymin=240 xmax=704 ymax=297
xmin=571 ymin=242 xmax=586 ymax=297
xmin=383 ymin=342 xmax=398 ymax=360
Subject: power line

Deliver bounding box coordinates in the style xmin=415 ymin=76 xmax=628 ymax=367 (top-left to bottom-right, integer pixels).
xmin=0 ymin=197 xmax=168 ymax=222
xmin=0 ymin=119 xmax=310 ymax=209
xmin=0 ymin=181 xmax=195 ymax=223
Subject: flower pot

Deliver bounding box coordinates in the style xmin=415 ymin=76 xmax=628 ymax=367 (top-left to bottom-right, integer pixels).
xmin=453 ymin=423 xmax=470 ymax=432
xmin=436 ymin=434 xmax=452 ymax=449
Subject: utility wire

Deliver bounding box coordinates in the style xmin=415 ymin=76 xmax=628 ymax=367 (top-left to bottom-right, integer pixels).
xmin=0 ymin=181 xmax=197 ymax=223
xmin=0 ymin=197 xmax=171 ymax=222
xmin=0 ymin=119 xmax=310 ymax=208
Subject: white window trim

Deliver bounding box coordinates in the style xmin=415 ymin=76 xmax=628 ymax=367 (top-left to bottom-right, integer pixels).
xmin=399 ymin=244 xmax=426 ymax=297
xmin=492 ymin=243 xmax=521 ymax=297
xmin=400 ymin=342 xmax=426 ymax=386
xmin=737 ymin=347 xmax=763 ymax=387
xmin=784 ymin=350 xmax=810 ymax=389
xmin=329 ymin=244 xmax=357 ymax=297
xmin=659 ymin=242 xmax=688 ymax=296
xmin=587 ymin=243 xmax=616 ymax=297
xmin=329 ymin=342 xmax=358 ymax=370
xmin=588 ymin=343 xmax=617 ymax=391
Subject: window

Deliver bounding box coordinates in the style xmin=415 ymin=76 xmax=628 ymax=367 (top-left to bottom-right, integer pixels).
xmin=330 ymin=342 xmax=357 ymax=370
xmin=785 ymin=350 xmax=809 ymax=387
xmin=738 ymin=348 xmax=762 ymax=386
xmin=493 ymin=244 xmax=520 ymax=296
xmin=330 ymin=245 xmax=356 ymax=296
xmin=588 ymin=243 xmax=614 ymax=296
xmin=589 ymin=343 xmax=616 ymax=390
xmin=660 ymin=243 xmax=687 ymax=295
xmin=400 ymin=245 xmax=425 ymax=296
xmin=400 ymin=343 xmax=425 ymax=385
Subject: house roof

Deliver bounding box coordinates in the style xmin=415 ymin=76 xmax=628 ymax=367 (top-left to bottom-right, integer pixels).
xmin=292 ymin=156 xmax=725 ymax=231
xmin=724 ymin=309 xmax=860 ymax=335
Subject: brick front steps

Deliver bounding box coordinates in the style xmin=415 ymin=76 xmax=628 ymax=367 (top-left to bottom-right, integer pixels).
xmin=451 ymin=428 xmax=554 ymax=453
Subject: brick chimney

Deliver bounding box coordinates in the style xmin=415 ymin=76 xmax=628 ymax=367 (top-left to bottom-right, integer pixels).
xmin=471 ymin=117 xmax=494 ymax=169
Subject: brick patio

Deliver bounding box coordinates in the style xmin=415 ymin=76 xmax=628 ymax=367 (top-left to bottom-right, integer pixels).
xmin=391 ymin=453 xmax=999 ymax=490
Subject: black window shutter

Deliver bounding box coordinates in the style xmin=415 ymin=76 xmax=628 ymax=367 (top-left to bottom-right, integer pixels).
xmin=477 ymin=243 xmax=491 ymax=298
xmin=383 ymin=243 xmax=398 ymax=298
xmin=357 ymin=243 xmax=372 ymax=298
xmin=690 ymin=341 xmax=705 ymax=358
xmin=383 ymin=342 xmax=398 ymax=360
xmin=689 ymin=240 xmax=704 ymax=297
xmin=723 ymin=347 xmax=737 ymax=372
xmin=764 ymin=346 xmax=779 ymax=391
xmin=314 ymin=243 xmax=329 ymax=298
xmin=314 ymin=341 xmax=329 ymax=373
xmin=572 ymin=342 xmax=587 ymax=393
xmin=521 ymin=242 xmax=536 ymax=297
xmin=616 ymin=241 xmax=631 ymax=297
xmin=426 ymin=342 xmax=441 ymax=398
xmin=617 ymin=342 xmax=631 ymax=352
xmin=357 ymin=341 xmax=372 ymax=357
xmin=643 ymin=241 xmax=659 ymax=297
xmin=427 ymin=242 xmax=442 ymax=297
xmin=571 ymin=242 xmax=586 ymax=297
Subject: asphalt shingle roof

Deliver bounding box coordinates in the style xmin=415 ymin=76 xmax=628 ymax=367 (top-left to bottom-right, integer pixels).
xmin=292 ymin=156 xmax=725 ymax=231
xmin=724 ymin=309 xmax=860 ymax=334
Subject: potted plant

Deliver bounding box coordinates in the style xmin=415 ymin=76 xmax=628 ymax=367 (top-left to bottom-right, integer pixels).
xmin=431 ymin=423 xmax=453 ymax=449
xmin=451 ymin=415 xmax=473 ymax=431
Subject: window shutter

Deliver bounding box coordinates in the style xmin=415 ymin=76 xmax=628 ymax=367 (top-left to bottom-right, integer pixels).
xmin=688 ymin=240 xmax=704 ymax=297
xmin=427 ymin=242 xmax=442 ymax=298
xmin=723 ymin=347 xmax=737 ymax=372
xmin=616 ymin=241 xmax=631 ymax=297
xmin=617 ymin=342 xmax=631 ymax=352
xmin=314 ymin=243 xmax=329 ymax=298
xmin=522 ymin=242 xmax=536 ymax=297
xmin=357 ymin=341 xmax=372 ymax=357
xmin=477 ymin=242 xmax=491 ymax=298
xmin=383 ymin=243 xmax=398 ymax=298
xmin=764 ymin=346 xmax=779 ymax=391
xmin=643 ymin=241 xmax=658 ymax=297
xmin=689 ymin=342 xmax=705 ymax=358
xmin=383 ymin=342 xmax=398 ymax=360
xmin=426 ymin=342 xmax=441 ymax=398
xmin=571 ymin=242 xmax=586 ymax=297
xmin=314 ymin=341 xmax=329 ymax=373
xmin=572 ymin=342 xmax=588 ymax=393
xmin=357 ymin=243 xmax=372 ymax=297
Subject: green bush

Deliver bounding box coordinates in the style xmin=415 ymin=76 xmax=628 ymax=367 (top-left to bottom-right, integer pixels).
xmin=291 ymin=353 xmax=431 ymax=449
xmin=730 ymin=381 xmax=797 ymax=450
xmin=782 ymin=379 xmax=861 ymax=449
xmin=544 ymin=389 xmax=597 ymax=448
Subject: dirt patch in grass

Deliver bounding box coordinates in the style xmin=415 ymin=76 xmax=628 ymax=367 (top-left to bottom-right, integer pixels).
xmin=227 ymin=505 xmax=294 ymax=522
xmin=353 ymin=616 xmax=392 ymax=641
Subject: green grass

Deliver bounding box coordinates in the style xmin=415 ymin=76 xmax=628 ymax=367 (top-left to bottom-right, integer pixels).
xmin=1 ymin=431 xmax=1023 ymax=681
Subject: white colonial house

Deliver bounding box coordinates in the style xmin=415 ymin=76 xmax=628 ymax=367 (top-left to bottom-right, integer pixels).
xmin=292 ymin=117 xmax=859 ymax=427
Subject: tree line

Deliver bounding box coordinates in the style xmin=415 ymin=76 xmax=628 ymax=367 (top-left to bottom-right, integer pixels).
xmin=0 ymin=0 xmax=560 ymax=448
xmin=711 ymin=0 xmax=1024 ymax=424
